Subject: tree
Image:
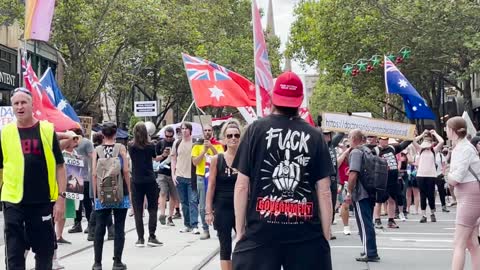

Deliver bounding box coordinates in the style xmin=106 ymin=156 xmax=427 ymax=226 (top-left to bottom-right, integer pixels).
xmin=288 ymin=0 xmax=480 ymax=127
xmin=2 ymin=0 xmax=282 ymax=130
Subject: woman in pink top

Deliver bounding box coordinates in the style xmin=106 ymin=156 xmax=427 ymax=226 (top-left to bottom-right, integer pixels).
xmin=447 ymin=117 xmax=480 ymax=270
xmin=412 ymin=129 xmax=444 ymax=223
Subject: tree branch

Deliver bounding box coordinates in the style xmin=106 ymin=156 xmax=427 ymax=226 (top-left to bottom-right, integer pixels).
xmin=80 ymin=40 xmax=126 ymax=112
xmin=441 ymin=76 xmax=464 ymax=95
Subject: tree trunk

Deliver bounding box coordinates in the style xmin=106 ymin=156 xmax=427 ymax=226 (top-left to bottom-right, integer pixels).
xmin=463 ymin=78 xmax=473 ymax=119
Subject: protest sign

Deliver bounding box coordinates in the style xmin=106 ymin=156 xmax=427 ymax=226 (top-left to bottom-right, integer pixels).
xmin=321 ymin=112 xmax=415 ymax=140
xmin=64 ymin=155 xmax=85 ymax=200
xmin=0 ymin=106 xmax=16 ymax=129
xmin=79 ymin=116 xmax=93 ymax=139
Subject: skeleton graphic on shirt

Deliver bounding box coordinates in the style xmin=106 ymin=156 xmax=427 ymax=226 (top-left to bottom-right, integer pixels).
xmin=257 ymin=128 xmax=316 ymax=221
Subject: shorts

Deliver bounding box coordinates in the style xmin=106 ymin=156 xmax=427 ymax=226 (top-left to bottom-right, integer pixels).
xmin=387 ymin=171 xmax=400 ymax=201
xmin=157 ymin=174 xmax=179 ymax=201
xmin=233 ymin=236 xmax=332 ymax=270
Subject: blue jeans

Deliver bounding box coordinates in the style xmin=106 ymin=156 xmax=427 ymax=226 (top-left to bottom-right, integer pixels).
xmin=176 ymin=177 xmax=199 ymax=228
xmin=197 ymin=176 xmax=209 ymax=231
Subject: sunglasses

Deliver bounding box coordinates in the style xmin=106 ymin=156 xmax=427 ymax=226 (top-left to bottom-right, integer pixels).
xmin=11 ymin=87 xmax=32 ymax=97
xmin=226 ymin=134 xmax=240 ymax=139
xmin=165 ymin=135 xmax=174 ymax=138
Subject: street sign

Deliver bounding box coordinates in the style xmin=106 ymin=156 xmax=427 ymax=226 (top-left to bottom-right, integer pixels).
xmin=134 ymin=101 xmax=157 ymax=117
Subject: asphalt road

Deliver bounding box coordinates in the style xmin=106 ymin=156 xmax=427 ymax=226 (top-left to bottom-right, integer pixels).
xmin=202 ymin=205 xmax=466 ymax=270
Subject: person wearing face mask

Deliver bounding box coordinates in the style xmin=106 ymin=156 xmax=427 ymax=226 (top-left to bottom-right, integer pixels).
xmin=205 ymin=120 xmax=242 ymax=270
xmin=412 ymin=129 xmax=444 ymax=223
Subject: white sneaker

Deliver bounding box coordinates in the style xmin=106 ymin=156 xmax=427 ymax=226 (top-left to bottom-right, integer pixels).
xmin=52 ymin=260 xmax=65 ymax=270
xmin=399 ymin=212 xmax=406 ymax=222
xmin=343 ymin=226 xmax=351 ymax=235
xmin=192 ymin=228 xmax=201 ymax=235
xmin=179 ymin=227 xmax=192 ymax=233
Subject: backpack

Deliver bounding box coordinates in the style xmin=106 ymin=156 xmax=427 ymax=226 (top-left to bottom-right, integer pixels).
xmin=95 ymin=144 xmax=124 ymax=204
xmin=359 ymin=147 xmax=389 ymax=202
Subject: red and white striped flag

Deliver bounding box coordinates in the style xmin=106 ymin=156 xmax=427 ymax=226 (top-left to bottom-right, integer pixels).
xmin=253 ymin=0 xmax=274 ymax=117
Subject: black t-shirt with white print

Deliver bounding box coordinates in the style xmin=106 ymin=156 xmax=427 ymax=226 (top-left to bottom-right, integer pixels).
xmin=0 ymin=122 xmax=64 ymax=204
xmin=233 ymin=114 xmax=335 ymax=245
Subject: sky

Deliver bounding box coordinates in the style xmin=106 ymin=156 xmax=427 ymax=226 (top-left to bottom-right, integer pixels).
xmin=257 ymin=0 xmax=316 ymax=75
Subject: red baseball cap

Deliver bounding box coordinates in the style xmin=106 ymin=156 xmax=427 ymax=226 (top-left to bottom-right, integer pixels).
xmin=271 ymin=71 xmax=304 ymax=108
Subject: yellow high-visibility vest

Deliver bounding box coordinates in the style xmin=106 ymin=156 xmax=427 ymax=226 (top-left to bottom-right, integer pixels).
xmin=1 ymin=121 xmax=58 ymax=203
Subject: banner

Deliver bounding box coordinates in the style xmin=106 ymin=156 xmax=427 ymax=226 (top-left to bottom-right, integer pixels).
xmin=79 ymin=116 xmax=93 ymax=139
xmin=321 ymin=112 xmax=416 ymax=140
xmin=65 ymin=156 xmax=85 ymax=200
xmin=0 ymin=106 xmax=16 ymax=129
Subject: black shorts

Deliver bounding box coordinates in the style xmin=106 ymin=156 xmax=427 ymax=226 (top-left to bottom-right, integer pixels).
xmin=233 ymin=236 xmax=332 ymax=270
xmin=387 ymin=171 xmax=400 ymax=201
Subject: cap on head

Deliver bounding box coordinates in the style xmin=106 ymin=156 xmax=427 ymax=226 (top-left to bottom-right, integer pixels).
xmin=379 ymin=136 xmax=389 ymax=140
xmin=271 ymin=71 xmax=304 ymax=108
xmin=322 ymin=129 xmax=332 ymax=134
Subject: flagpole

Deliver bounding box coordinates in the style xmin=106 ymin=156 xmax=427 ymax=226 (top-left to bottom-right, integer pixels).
xmin=181 ymin=53 xmax=205 ymax=131
xmin=181 ymin=101 xmax=195 ymax=122
xmin=252 ymin=0 xmax=262 ymax=117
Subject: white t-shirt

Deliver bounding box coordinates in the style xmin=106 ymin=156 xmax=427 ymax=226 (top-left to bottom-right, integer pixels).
xmin=448 ymin=138 xmax=480 ymax=184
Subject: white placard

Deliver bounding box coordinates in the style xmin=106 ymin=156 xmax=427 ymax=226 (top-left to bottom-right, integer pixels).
xmin=0 ymin=106 xmax=16 ymax=129
xmin=322 ymin=112 xmax=416 ymax=140
xmin=134 ymin=101 xmax=157 ymax=117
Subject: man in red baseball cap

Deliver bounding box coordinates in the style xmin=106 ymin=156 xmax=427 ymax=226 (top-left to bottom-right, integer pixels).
xmin=232 ymin=71 xmax=334 ymax=270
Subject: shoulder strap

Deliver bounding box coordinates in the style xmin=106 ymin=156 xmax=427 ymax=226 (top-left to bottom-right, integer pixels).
xmin=112 ymin=143 xmax=122 ymax=157
xmin=95 ymin=145 xmax=106 ymax=159
xmin=175 ymin=139 xmax=182 ymax=156
xmin=468 ymin=166 xmax=480 ymax=182
xmin=217 ymin=153 xmax=225 ymax=172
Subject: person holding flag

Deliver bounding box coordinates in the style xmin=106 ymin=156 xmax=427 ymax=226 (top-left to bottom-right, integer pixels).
xmin=192 ymin=124 xmax=224 ymax=240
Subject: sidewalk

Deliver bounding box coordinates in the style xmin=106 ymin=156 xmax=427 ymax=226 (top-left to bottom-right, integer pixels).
xmin=0 ymin=212 xmax=219 ymax=270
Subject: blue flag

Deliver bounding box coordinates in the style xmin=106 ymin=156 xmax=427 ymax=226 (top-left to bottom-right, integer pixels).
xmin=39 ymin=67 xmax=80 ymax=122
xmin=384 ymin=56 xmax=435 ymax=120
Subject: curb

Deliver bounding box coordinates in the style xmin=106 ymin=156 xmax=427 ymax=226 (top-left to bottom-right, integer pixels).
xmin=192 ymin=246 xmax=220 ymax=270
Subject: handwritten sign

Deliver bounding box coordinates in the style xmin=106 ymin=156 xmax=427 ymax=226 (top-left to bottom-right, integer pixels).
xmin=0 ymin=106 xmax=15 ymax=129
xmin=79 ymin=116 xmax=93 ymax=139
xmin=321 ymin=112 xmax=416 ymax=140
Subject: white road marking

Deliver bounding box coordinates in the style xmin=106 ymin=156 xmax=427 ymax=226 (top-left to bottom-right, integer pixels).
xmin=331 ymin=245 xmax=453 ymax=251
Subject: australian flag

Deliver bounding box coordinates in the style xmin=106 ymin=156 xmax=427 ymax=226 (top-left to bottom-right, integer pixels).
xmin=384 ymin=56 xmax=435 ymax=119
xmin=39 ymin=67 xmax=80 ymax=122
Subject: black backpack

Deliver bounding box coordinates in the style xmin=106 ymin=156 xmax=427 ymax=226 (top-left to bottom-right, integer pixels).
xmin=359 ymin=147 xmax=389 ymax=203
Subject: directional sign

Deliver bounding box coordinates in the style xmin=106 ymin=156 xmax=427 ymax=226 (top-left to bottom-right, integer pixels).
xmin=134 ymin=101 xmax=157 ymax=117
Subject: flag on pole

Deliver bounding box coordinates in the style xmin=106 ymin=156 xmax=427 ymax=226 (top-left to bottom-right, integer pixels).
xmin=384 ymin=56 xmax=435 ymax=120
xmin=253 ymin=0 xmax=274 ymax=116
xmin=182 ymin=53 xmax=256 ymax=108
xmin=22 ymin=53 xmax=80 ymax=131
xmin=24 ymin=0 xmax=56 ymax=41
xmin=39 ymin=67 xmax=80 ymax=122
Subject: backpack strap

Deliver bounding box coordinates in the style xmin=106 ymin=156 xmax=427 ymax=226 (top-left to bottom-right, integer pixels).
xmin=174 ymin=139 xmax=182 ymax=157
xmin=112 ymin=143 xmax=122 ymax=158
xmin=468 ymin=166 xmax=480 ymax=182
xmin=95 ymin=145 xmax=106 ymax=159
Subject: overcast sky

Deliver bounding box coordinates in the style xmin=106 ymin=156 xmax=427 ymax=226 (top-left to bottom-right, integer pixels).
xmin=257 ymin=0 xmax=316 ymax=74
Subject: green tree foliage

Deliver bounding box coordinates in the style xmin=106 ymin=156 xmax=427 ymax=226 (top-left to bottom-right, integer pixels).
xmin=289 ymin=0 xmax=480 ymax=126
xmin=1 ymin=0 xmax=281 ymax=129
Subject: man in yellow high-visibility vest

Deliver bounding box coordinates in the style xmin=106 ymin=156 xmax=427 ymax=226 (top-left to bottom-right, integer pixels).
xmin=1 ymin=88 xmax=67 ymax=270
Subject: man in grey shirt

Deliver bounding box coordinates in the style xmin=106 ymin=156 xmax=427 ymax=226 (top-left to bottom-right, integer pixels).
xmin=68 ymin=132 xmax=94 ymax=234
xmin=345 ymin=129 xmax=379 ymax=263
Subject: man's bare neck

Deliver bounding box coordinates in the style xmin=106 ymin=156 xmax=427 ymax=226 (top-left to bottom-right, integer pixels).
xmin=16 ymin=118 xmax=38 ymax=128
